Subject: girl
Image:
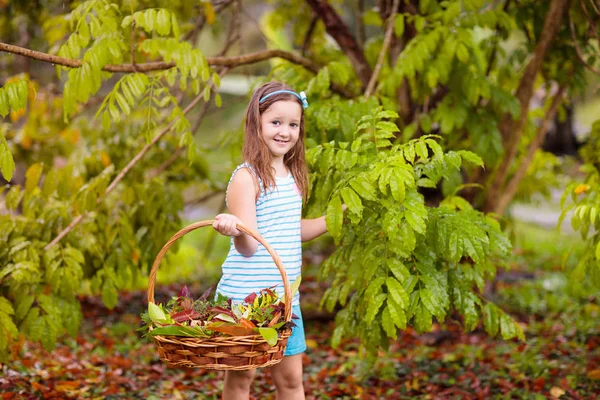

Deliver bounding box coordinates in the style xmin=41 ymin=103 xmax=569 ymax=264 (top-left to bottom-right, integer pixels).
xmin=212 ymin=81 xmax=328 ymax=400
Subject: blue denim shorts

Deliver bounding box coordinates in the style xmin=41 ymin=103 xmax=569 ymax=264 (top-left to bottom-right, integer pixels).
xmin=284 ymin=304 xmax=306 ymax=356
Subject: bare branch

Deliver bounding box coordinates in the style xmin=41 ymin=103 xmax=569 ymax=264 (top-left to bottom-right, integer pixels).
xmin=356 ymin=0 xmax=366 ymax=48
xmin=494 ymin=84 xmax=566 ymax=215
xmin=568 ymin=9 xmax=600 ymax=75
xmin=183 ymin=0 xmax=235 ymax=43
xmin=302 ymin=12 xmax=319 ymax=57
xmin=219 ymin=1 xmax=240 ymax=57
xmin=0 ymin=42 xmax=354 ymax=97
xmin=0 ymin=42 xmax=314 ymax=72
xmin=365 ymin=0 xmax=400 ymax=97
xmin=186 ymin=189 xmax=226 ymax=206
xmin=587 ymin=0 xmax=600 ymax=15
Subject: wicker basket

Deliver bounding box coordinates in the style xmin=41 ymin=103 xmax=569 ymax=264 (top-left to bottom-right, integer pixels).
xmin=147 ymin=220 xmax=293 ymax=370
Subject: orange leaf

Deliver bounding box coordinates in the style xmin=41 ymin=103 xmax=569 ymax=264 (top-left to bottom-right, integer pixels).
xmin=55 ymin=381 xmax=80 ymax=391
xmin=239 ymin=318 xmax=256 ymax=329
xmin=587 ymin=369 xmax=600 ymax=380
xmin=206 ymin=323 xmax=255 ymax=336
xmin=267 ymin=311 xmax=281 ymax=327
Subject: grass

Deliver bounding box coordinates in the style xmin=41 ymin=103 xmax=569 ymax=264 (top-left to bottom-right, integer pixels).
xmin=507 ymin=219 xmax=586 ymax=272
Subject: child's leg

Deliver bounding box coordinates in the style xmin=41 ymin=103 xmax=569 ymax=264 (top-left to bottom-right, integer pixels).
xmin=223 ymin=369 xmax=256 ymax=400
xmin=270 ymin=354 xmax=304 ymax=400
xmin=271 ymin=303 xmax=306 ymax=399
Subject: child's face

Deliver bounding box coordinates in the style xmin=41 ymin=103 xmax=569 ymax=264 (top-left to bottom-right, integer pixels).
xmin=260 ymin=100 xmax=302 ymax=160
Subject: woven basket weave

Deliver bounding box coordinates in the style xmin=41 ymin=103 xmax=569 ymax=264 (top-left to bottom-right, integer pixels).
xmin=147 ymin=220 xmax=293 ymax=370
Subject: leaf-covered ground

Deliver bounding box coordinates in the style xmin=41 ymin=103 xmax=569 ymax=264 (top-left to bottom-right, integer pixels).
xmin=1 ymin=275 xmax=599 ymax=400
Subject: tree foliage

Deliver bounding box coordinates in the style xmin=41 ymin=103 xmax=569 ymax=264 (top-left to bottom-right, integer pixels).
xmin=1 ymin=0 xmax=599 ymax=362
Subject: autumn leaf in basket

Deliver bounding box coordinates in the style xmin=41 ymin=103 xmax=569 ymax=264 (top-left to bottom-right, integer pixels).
xmin=140 ymin=284 xmax=297 ymax=346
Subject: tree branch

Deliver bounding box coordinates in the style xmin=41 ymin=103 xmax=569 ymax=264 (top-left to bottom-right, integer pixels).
xmin=355 ymin=0 xmax=366 ymax=48
xmin=568 ymin=9 xmax=600 ymax=75
xmin=484 ymin=0 xmax=570 ymax=213
xmin=365 ymin=0 xmax=400 ymax=97
xmin=0 ymin=42 xmax=354 ymax=98
xmin=43 ymin=79 xmax=215 ymax=250
xmin=305 ymin=0 xmax=372 ymax=88
xmin=302 ymin=12 xmax=319 ymax=57
xmin=493 ymin=84 xmax=566 ymax=215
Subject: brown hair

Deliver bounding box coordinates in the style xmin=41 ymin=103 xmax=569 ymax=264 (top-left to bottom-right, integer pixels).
xmin=242 ymin=81 xmax=309 ymax=202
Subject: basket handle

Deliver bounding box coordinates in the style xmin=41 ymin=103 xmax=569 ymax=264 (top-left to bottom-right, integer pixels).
xmin=147 ymin=219 xmax=292 ymax=323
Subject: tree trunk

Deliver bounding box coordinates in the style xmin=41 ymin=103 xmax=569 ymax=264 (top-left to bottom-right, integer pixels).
xmin=484 ymin=0 xmax=570 ymax=213
xmin=305 ymin=0 xmax=372 ymax=89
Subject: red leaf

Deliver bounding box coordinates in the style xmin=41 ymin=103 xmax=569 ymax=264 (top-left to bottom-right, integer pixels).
xmin=170 ymin=309 xmax=201 ymax=323
xmin=178 ymin=285 xmax=190 ymax=298
xmin=244 ymin=292 xmax=257 ymax=304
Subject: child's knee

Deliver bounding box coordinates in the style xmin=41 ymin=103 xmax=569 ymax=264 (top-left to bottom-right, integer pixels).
xmin=224 ymin=369 xmax=255 ymax=389
xmin=272 ymin=367 xmax=303 ymax=390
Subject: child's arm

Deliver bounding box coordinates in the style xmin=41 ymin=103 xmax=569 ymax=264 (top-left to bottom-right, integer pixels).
xmin=301 ymin=204 xmax=347 ymax=242
xmin=301 ymin=216 xmax=327 ymax=242
xmin=212 ymin=168 xmax=259 ymax=257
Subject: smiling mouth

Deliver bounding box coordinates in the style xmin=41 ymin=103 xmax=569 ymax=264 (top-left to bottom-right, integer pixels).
xmin=274 ymin=139 xmax=288 ymax=143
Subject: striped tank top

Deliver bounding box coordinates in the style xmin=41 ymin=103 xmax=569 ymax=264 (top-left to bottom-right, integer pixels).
xmin=216 ymin=163 xmax=302 ymax=306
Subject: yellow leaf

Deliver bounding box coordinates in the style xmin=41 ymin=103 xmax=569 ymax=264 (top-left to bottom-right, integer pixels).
xmin=574 ymin=184 xmax=590 ymax=195
xmin=21 ymin=135 xmax=32 ymax=150
xmin=305 ymin=339 xmax=318 ymax=349
xmin=10 ymin=108 xmax=26 ymax=122
xmin=100 ymin=151 xmax=111 ymax=167
xmin=203 ymin=2 xmax=215 ymax=24
xmin=550 ymin=386 xmax=565 ymax=398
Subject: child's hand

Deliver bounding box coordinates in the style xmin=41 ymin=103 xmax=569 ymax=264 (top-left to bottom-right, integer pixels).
xmin=212 ymin=214 xmax=243 ymax=237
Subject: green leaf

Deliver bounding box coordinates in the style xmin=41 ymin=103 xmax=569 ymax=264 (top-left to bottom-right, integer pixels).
xmin=102 ymin=280 xmax=119 ymax=309
xmin=394 ymin=14 xmax=405 ymax=36
xmin=365 ymin=293 xmax=387 ymax=324
xmin=386 ymin=277 xmax=409 ymax=309
xmin=463 ymin=296 xmax=478 ymax=331
xmin=389 ymin=171 xmax=406 ymax=202
xmin=258 ymin=327 xmax=278 ymax=346
xmin=415 ymin=141 xmax=429 ymax=160
xmin=499 ymin=312 xmax=517 ymax=340
xmin=349 ymin=177 xmax=377 ymax=201
xmin=15 ymin=295 xmax=34 ymax=322
xmin=156 ymin=9 xmax=171 ymax=36
xmin=457 ymin=150 xmax=484 ymax=167
xmin=25 ymin=163 xmax=43 ymax=193
xmin=388 ymin=259 xmax=410 ymax=282
xmin=381 ymin=306 xmax=397 ymax=338
xmin=289 ymin=275 xmax=301 ymax=301
xmin=483 ymin=303 xmax=499 ymax=337
xmin=1 ymin=135 xmax=16 ymax=182
xmin=387 ymin=297 xmax=407 ymax=329
xmin=149 ymin=325 xmax=211 ymax=338
xmin=414 ymin=302 xmax=432 ymax=333
xmin=0 ymin=297 xmax=15 ymax=316
xmin=340 ymin=187 xmax=363 ymax=217
xmin=148 ymin=302 xmax=166 ymax=322
xmin=419 ymin=288 xmax=445 ymax=320
xmin=326 ymin=195 xmax=344 ymax=244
